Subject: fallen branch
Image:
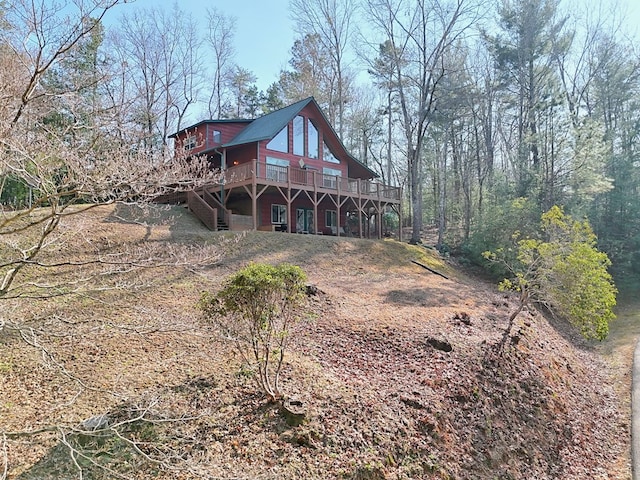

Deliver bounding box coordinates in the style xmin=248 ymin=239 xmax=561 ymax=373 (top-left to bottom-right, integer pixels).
xmin=411 ymin=260 xmax=449 ymax=280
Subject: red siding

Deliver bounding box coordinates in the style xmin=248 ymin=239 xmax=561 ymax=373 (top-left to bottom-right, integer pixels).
xmin=173 ymin=121 xmax=250 ymax=156
xmin=226 ymin=143 xmax=257 ymax=166
xmin=208 ymin=123 xmax=247 ymax=147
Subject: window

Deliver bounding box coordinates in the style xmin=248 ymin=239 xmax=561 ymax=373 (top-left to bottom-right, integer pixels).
xmin=307 ymin=121 xmax=318 ymax=158
xmin=325 ymin=210 xmax=337 ymax=227
xmin=323 ymin=140 xmax=340 ymax=163
xmin=271 ymin=204 xmax=287 ymax=224
xmin=267 ymin=125 xmax=288 ymax=152
xmin=184 ymin=135 xmax=196 ymax=150
xmin=322 ymin=167 xmax=342 ymax=189
xmin=293 ymin=115 xmax=304 ymax=155
xmin=212 ymin=130 xmax=221 ymax=143
xmin=266 ymin=156 xmax=289 ymax=182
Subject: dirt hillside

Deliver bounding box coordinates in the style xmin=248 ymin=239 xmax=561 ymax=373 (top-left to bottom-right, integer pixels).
xmin=0 ymin=204 xmax=630 ymax=479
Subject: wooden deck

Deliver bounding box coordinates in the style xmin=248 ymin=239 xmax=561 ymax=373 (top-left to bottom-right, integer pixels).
xmin=188 ymin=160 xmax=402 ymax=239
xmin=222 ymin=160 xmax=402 ymax=203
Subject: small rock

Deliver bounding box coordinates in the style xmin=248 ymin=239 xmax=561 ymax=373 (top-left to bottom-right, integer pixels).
xmin=306 ymin=284 xmax=323 ymax=296
xmin=453 ymin=311 xmax=472 ymax=326
xmin=426 ymin=337 xmax=453 ymax=352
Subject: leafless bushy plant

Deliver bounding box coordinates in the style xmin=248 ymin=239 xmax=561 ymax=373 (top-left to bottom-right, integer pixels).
xmin=0 ymin=2 xmax=226 ymax=478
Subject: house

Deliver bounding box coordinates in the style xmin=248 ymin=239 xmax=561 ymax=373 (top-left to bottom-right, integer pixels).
xmin=169 ymin=97 xmax=401 ymax=238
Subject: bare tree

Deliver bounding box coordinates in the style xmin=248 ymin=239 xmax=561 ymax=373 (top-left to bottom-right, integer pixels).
xmin=290 ymin=0 xmax=355 ymax=139
xmin=110 ymin=11 xmax=163 ymax=149
xmin=205 ymin=7 xmax=237 ymax=118
xmin=110 ymin=4 xmax=202 ymax=150
xmin=0 ymin=3 xmax=221 ymax=476
xmin=466 ymin=44 xmax=499 ymax=217
xmin=342 ymin=87 xmax=384 ymax=170
xmin=553 ymin=0 xmax=628 ymax=124
xmin=0 ymin=0 xmax=123 ymax=130
xmin=364 ymin=0 xmax=481 ymax=244
xmin=166 ymin=6 xmax=203 ymax=133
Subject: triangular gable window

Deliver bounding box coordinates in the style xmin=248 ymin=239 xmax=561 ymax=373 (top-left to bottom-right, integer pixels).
xmin=267 ymin=125 xmax=289 ymax=153
xmin=323 ymin=140 xmax=340 ymax=164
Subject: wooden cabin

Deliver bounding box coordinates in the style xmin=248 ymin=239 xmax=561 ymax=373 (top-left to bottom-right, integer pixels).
xmin=169 ymin=97 xmax=401 ymax=239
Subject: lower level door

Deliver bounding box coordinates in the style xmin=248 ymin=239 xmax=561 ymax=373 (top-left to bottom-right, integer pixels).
xmin=296 ymin=208 xmax=314 ymax=233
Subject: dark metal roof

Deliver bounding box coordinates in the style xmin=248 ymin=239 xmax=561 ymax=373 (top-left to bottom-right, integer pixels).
xmin=170 ymin=96 xmax=379 ymax=179
xmin=168 ymin=118 xmax=252 ymax=138
xmin=222 ymin=97 xmax=314 ymax=148
xmin=223 ymin=97 xmax=378 ymax=178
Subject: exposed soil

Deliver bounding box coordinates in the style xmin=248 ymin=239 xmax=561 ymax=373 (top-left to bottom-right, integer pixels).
xmin=0 ymin=204 xmax=632 ymax=479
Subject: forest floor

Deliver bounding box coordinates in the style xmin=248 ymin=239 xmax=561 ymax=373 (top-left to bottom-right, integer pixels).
xmin=0 ymin=203 xmax=634 ymax=479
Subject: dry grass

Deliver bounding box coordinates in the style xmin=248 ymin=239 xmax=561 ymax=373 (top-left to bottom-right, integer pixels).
xmin=0 ymin=204 xmax=632 ymax=479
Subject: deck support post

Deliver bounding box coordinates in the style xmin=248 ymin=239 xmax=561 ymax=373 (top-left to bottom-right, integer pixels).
xmin=252 ymin=159 xmax=258 ymax=230
xmin=377 ymin=201 xmax=383 ymax=239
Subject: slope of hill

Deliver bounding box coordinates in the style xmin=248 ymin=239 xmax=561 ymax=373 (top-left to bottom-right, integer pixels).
xmin=0 ymin=204 xmax=630 ymax=479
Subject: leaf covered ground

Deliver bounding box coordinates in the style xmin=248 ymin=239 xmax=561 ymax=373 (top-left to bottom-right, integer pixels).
xmin=0 ymin=204 xmax=632 ymax=479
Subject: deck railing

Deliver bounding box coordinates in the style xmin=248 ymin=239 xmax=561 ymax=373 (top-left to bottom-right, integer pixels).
xmin=187 ymin=191 xmax=218 ymax=231
xmin=220 ymin=160 xmax=401 ymax=201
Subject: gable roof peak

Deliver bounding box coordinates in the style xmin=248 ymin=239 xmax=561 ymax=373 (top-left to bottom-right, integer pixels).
xmin=222 ymin=97 xmax=316 ymax=148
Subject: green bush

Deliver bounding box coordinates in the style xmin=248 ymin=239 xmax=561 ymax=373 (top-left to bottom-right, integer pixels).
xmin=198 ymin=262 xmax=307 ymax=401
xmin=484 ymin=206 xmax=616 ymax=340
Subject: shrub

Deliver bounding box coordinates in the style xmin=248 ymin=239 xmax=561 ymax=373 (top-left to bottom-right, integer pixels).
xmin=198 ymin=262 xmax=307 ymax=401
xmin=484 ymin=206 xmax=616 ymax=340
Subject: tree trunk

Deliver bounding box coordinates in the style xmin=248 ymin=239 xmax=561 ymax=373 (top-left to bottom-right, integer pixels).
xmin=437 ymin=143 xmax=446 ymax=250
xmin=409 ymin=150 xmax=423 ymax=244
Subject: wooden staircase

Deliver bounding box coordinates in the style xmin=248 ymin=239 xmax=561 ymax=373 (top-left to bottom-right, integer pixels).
xmin=187 ymin=188 xmax=231 ymax=231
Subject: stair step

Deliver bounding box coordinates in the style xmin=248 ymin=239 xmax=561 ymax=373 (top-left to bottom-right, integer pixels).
xmin=217 ymin=220 xmax=229 ymax=231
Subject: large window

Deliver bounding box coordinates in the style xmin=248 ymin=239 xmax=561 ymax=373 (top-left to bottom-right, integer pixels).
xmin=323 ymin=140 xmax=340 ymax=163
xmin=293 ymin=115 xmax=304 ymax=155
xmin=325 ymin=210 xmax=337 ymax=227
xmin=307 ymin=121 xmax=318 ymax=158
xmin=271 ymin=204 xmax=287 ymax=224
xmin=267 ymin=125 xmax=288 ymax=152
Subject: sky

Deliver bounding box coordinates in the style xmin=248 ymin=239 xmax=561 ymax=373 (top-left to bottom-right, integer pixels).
xmin=108 ymin=0 xmax=297 ymax=91
xmin=105 ymin=0 xmax=640 ymax=94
